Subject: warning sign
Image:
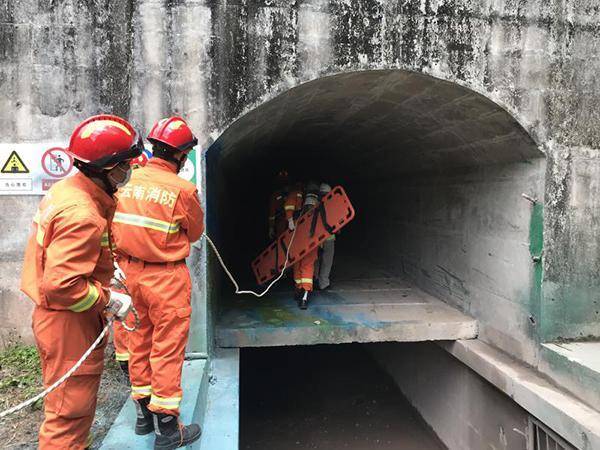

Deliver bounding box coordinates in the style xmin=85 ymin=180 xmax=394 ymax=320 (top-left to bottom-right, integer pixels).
xmin=42 ymin=179 xmax=61 ymax=191
xmin=0 ymin=178 xmax=32 ymax=191
xmin=179 ymin=148 xmax=197 ymax=183
xmin=42 ymin=148 xmax=73 ymax=178
xmin=0 ymin=143 xmax=69 ymax=195
xmin=0 ymin=143 xmax=202 ymax=196
xmin=1 ymin=151 xmax=29 ymax=174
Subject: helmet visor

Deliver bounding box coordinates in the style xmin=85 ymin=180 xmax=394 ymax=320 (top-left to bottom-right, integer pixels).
xmin=89 ymin=135 xmax=144 ymax=169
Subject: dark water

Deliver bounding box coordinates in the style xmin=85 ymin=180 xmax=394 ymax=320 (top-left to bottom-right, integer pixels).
xmin=240 ymin=344 xmax=446 ymax=450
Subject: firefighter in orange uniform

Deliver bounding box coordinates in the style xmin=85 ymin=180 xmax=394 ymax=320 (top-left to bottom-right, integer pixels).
xmin=111 ymin=116 xmax=203 ymax=449
xmin=112 ymin=262 xmax=130 ymax=375
xmin=113 ymin=320 xmax=130 ymax=374
xmin=20 ymin=115 xmax=142 ymax=450
xmin=112 ymin=155 xmax=148 ymax=376
xmin=284 ymin=180 xmax=320 ymax=309
xmin=268 ymin=170 xmax=291 ymax=240
xmin=267 ymin=171 xmax=291 ymax=284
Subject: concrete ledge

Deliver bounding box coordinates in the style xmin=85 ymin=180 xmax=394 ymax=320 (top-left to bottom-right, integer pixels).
xmin=217 ymin=285 xmax=478 ymax=347
xmin=198 ymin=349 xmax=239 ymax=450
xmin=100 ymin=359 xmax=208 ymax=449
xmin=540 ymin=342 xmax=600 ymax=412
xmin=441 ymin=340 xmax=600 ymax=449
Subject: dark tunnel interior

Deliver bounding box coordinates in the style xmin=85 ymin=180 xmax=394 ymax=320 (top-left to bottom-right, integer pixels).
xmin=205 ymin=69 xmax=545 ymax=320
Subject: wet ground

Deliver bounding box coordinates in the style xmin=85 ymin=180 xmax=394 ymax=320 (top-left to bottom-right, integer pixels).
xmin=240 ymin=344 xmax=446 ymax=450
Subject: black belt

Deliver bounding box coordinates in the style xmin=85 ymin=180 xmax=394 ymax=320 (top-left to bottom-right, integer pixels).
xmin=126 ymin=256 xmax=185 ymax=267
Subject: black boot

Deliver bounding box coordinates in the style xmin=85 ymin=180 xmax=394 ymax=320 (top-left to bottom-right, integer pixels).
xmin=294 ymin=288 xmax=303 ymax=306
xmin=299 ymin=289 xmax=310 ymax=310
xmin=134 ymin=397 xmax=155 ymax=435
xmin=152 ymin=412 xmax=202 ymax=449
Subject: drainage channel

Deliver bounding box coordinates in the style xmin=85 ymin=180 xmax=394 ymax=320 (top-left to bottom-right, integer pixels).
xmin=239 ymin=344 xmax=446 ymax=450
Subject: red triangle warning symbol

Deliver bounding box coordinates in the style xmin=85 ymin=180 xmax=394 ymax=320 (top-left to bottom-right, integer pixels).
xmin=1 ymin=151 xmax=29 ymax=174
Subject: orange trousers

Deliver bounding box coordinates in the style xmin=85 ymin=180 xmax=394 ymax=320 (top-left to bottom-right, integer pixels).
xmin=293 ymin=248 xmax=318 ymax=291
xmin=121 ymin=259 xmax=191 ymax=416
xmin=112 ymin=321 xmax=130 ymax=363
xmin=32 ymin=305 xmax=106 ymax=450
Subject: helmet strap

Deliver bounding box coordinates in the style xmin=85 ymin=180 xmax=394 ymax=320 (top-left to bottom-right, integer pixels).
xmin=74 ymin=160 xmax=117 ymax=195
xmin=153 ymin=146 xmax=185 ymax=173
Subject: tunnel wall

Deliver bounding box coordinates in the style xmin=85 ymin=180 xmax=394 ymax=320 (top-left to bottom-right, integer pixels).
xmin=1 ymin=1 xmax=599 ymax=354
xmin=354 ymin=160 xmax=546 ymax=362
xmin=369 ymin=342 xmax=530 ymax=450
xmin=0 ymin=197 xmax=38 ymax=346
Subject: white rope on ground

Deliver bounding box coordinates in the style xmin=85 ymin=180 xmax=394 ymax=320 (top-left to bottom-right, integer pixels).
xmin=0 ymin=320 xmax=112 ymax=420
xmin=0 ymin=229 xmax=294 ymax=420
xmin=202 ymin=226 xmax=297 ymax=298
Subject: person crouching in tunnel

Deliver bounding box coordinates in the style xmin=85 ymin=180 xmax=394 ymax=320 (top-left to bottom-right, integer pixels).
xmin=268 ymin=169 xmax=291 ymax=240
xmin=285 ymin=180 xmax=320 ymax=309
xmin=20 ymin=115 xmax=141 ymax=450
xmin=111 ymin=116 xmax=204 ymax=449
xmin=315 ymin=183 xmax=335 ymax=290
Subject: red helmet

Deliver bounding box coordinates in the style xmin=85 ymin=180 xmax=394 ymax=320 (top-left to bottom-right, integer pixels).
xmin=67 ymin=115 xmax=143 ymax=169
xmin=147 ymin=117 xmax=198 ymax=152
xmin=276 ymin=169 xmax=289 ymax=185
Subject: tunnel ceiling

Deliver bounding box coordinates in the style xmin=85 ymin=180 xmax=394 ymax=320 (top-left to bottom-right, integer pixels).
xmin=210 ymin=70 xmax=542 ymax=183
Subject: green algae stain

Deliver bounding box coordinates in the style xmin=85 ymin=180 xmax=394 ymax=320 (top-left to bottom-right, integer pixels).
xmin=257 ymin=307 xmax=330 ymax=328
xmin=529 ymin=203 xmax=544 ymax=258
xmin=529 ymin=202 xmax=544 ymax=341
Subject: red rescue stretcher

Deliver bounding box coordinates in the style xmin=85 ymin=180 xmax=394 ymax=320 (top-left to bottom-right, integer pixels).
xmin=252 ymin=186 xmax=355 ymax=285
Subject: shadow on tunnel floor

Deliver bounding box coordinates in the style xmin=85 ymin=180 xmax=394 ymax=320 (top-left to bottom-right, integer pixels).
xmin=239 ymin=344 xmax=447 ymax=450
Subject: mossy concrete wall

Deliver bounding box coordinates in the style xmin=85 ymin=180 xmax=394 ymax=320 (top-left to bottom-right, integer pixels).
xmin=1 ymin=2 xmax=599 ymax=362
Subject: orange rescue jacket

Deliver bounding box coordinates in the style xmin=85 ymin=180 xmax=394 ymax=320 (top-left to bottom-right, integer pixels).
xmin=284 ymin=185 xmax=304 ymax=221
xmin=20 ymin=173 xmax=115 ymax=312
xmin=112 ymin=157 xmax=204 ymax=262
xmin=268 ymin=189 xmax=286 ymax=226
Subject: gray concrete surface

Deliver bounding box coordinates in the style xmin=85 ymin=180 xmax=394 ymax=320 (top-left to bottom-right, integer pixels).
xmin=370 ymin=341 xmax=530 ymax=450
xmin=198 ymin=349 xmax=240 ymax=450
xmin=217 ymin=275 xmax=477 ymax=348
xmin=0 ymin=196 xmax=39 ymax=345
xmin=441 ymin=339 xmax=600 ymax=450
xmin=543 ymin=342 xmax=600 ymax=380
xmin=540 ymin=342 xmax=600 ymax=412
xmin=354 ymin=158 xmax=546 ymax=365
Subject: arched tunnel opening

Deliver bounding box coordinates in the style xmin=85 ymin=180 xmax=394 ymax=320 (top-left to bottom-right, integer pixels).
xmin=206 ymin=69 xmax=545 ymax=348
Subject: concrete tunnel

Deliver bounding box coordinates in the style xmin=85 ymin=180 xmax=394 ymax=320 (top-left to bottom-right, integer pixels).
xmin=205 ymin=69 xmax=546 ymax=348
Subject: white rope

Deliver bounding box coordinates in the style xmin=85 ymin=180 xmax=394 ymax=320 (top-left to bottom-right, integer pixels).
xmin=0 ymin=320 xmax=112 ymax=420
xmin=0 ymin=229 xmax=294 ymax=420
xmin=203 ymin=227 xmax=296 ymax=298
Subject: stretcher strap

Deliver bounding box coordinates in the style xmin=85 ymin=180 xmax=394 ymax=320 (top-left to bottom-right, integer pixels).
xmin=273 ymin=238 xmax=280 ymax=276
xmin=309 ymin=202 xmax=336 ymax=238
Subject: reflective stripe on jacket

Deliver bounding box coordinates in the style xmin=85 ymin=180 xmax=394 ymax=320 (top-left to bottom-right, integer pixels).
xmin=20 ymin=173 xmax=114 ymax=311
xmin=284 ymin=186 xmax=304 ymax=220
xmin=268 ymin=190 xmax=285 ymax=224
xmin=112 ymin=158 xmax=204 ymax=262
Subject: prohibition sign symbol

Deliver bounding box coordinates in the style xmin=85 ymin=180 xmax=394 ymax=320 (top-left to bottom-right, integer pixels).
xmin=42 ymin=147 xmax=74 ymax=178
